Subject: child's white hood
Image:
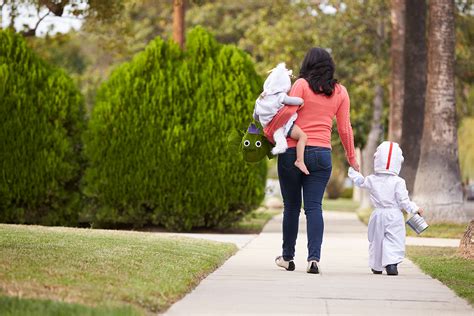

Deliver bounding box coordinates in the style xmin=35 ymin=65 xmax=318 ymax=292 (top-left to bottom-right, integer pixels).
xmin=373 ymin=141 xmax=404 ymax=175
xmin=263 ymin=63 xmax=292 ymax=95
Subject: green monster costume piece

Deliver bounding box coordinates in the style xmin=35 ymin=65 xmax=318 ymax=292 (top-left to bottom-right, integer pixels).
xmin=228 ymin=123 xmax=274 ymax=163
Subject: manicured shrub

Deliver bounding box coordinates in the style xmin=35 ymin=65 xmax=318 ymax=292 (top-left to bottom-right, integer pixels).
xmin=0 ymin=30 xmax=85 ymax=225
xmin=84 ymin=27 xmax=266 ymax=231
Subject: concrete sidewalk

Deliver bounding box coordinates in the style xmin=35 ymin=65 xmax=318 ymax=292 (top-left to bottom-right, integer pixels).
xmin=159 ymin=232 xmax=257 ymax=249
xmin=164 ymin=211 xmax=473 ymax=315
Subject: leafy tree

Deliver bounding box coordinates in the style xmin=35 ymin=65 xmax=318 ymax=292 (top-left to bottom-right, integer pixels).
xmin=189 ymin=0 xmax=389 ymax=150
xmin=83 ymin=27 xmax=266 ymax=231
xmin=27 ymin=32 xmax=89 ymax=75
xmin=0 ymin=0 xmax=124 ymax=37
xmin=0 ymin=30 xmax=85 ymax=225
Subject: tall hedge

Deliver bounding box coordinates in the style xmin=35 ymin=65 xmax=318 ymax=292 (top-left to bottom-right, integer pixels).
xmin=0 ymin=30 xmax=85 ymax=225
xmin=84 ymin=27 xmax=266 ymax=231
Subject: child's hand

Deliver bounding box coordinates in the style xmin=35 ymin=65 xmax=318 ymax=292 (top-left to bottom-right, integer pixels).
xmin=417 ymin=209 xmax=424 ymax=216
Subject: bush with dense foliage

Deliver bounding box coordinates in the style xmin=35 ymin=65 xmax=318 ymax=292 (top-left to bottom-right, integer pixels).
xmin=0 ymin=30 xmax=85 ymax=225
xmin=84 ymin=27 xmax=266 ymax=231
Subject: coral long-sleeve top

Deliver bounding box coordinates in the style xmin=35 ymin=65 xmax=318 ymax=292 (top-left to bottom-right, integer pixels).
xmin=263 ymin=78 xmax=356 ymax=165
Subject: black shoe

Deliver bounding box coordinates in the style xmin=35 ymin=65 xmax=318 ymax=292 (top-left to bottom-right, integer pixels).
xmin=371 ymin=269 xmax=382 ymax=274
xmin=307 ymin=261 xmax=320 ymax=274
xmin=386 ymin=264 xmax=398 ymax=276
xmin=275 ymin=256 xmax=295 ymax=271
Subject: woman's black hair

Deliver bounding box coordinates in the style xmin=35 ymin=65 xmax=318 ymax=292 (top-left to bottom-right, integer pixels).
xmin=299 ymin=47 xmax=338 ymax=96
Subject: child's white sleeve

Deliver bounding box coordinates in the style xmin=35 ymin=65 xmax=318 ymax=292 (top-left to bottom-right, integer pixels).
xmin=348 ymin=167 xmax=368 ymax=188
xmin=282 ymin=94 xmax=304 ymax=106
xmin=395 ymin=179 xmax=419 ymax=214
xmin=253 ymin=107 xmax=259 ymax=122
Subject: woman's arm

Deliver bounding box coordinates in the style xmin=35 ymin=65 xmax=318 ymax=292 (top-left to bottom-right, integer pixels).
xmin=336 ymin=86 xmax=359 ymax=170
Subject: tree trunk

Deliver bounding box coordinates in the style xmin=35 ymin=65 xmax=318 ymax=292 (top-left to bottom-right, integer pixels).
xmin=173 ymin=0 xmax=185 ymax=49
xmin=413 ymin=0 xmax=466 ymax=223
xmin=399 ymin=0 xmax=427 ymax=193
xmin=359 ymin=11 xmax=385 ymax=211
xmin=388 ymin=0 xmax=405 ymax=144
xmin=359 ymin=85 xmax=384 ymax=210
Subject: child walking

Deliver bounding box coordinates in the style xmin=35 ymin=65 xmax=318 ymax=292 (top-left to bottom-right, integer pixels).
xmin=253 ymin=63 xmax=309 ymax=175
xmin=348 ymin=141 xmax=424 ymax=275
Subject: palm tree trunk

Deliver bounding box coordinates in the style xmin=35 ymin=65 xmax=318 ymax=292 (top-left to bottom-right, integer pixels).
xmin=399 ymin=0 xmax=427 ymax=193
xmin=359 ymin=85 xmax=384 ymax=210
xmin=388 ymin=0 xmax=405 ymax=144
xmin=413 ymin=0 xmax=466 ymax=223
xmin=173 ymin=0 xmax=185 ymax=49
xmin=359 ymin=11 xmax=385 ymax=211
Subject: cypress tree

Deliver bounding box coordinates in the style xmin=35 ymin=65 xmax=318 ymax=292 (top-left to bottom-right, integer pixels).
xmin=84 ymin=27 xmax=266 ymax=231
xmin=0 ymin=30 xmax=85 ymax=225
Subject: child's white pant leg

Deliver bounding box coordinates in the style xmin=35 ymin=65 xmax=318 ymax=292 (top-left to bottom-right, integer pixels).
xmin=382 ymin=210 xmax=406 ymax=267
xmin=283 ymin=113 xmax=298 ymax=136
xmin=368 ymin=210 xmax=384 ymax=271
xmin=271 ymin=127 xmax=288 ymax=155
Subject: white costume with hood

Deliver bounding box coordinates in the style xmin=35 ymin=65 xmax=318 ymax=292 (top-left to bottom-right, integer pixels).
xmin=348 ymin=141 xmax=420 ymax=271
xmin=253 ymin=63 xmax=303 ymax=155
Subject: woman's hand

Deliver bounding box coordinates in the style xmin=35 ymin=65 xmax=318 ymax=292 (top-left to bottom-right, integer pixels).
xmin=417 ymin=209 xmax=424 ymax=216
xmin=350 ymin=161 xmax=360 ymax=172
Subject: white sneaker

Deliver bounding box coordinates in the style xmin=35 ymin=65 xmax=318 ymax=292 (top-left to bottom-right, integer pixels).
xmin=275 ymin=256 xmax=295 ymax=271
xmin=307 ymin=260 xmax=321 ymax=274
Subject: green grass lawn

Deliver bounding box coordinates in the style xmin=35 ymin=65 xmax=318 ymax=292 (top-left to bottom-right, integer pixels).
xmin=227 ymin=207 xmax=281 ymax=233
xmin=229 ymin=198 xmax=360 ymax=234
xmin=407 ymin=246 xmax=474 ymax=305
xmin=357 ymin=209 xmax=468 ymax=239
xmin=0 ymin=224 xmax=237 ymax=315
xmin=323 ymin=198 xmax=359 ymax=212
xmin=0 ymin=296 xmax=140 ymax=316
xmin=406 ymin=222 xmax=468 ymax=239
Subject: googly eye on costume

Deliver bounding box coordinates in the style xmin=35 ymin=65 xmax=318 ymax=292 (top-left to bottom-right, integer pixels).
xmin=244 ymin=140 xmax=251 ymax=147
xmin=255 ymin=141 xmax=262 ymax=148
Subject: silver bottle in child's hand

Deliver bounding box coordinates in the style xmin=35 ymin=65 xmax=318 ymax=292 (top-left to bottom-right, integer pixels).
xmin=406 ymin=213 xmax=429 ymax=234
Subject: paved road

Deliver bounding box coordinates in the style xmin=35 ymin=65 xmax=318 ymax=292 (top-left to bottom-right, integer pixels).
xmin=164 ymin=211 xmax=472 ymax=315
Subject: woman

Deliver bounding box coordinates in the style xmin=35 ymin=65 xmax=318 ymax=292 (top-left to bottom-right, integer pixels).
xmin=269 ymin=48 xmax=359 ymax=274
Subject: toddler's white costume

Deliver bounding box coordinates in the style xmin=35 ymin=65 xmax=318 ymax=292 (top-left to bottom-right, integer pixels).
xmin=253 ymin=63 xmax=303 ymax=155
xmin=348 ymin=141 xmax=420 ymax=271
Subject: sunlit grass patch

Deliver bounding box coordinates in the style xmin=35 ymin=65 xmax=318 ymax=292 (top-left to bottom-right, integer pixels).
xmin=0 ymin=224 xmax=237 ymax=314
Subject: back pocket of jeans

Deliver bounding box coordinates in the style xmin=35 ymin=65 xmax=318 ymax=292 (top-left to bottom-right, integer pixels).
xmin=279 ymin=152 xmax=297 ymax=170
xmin=316 ymin=151 xmax=332 ymax=170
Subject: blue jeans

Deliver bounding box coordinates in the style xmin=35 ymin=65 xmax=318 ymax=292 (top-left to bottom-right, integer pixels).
xmin=278 ymin=146 xmax=332 ymax=262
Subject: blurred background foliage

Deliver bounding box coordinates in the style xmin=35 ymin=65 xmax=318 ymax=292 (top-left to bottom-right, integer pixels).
xmin=4 ymin=0 xmax=474 ymax=199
